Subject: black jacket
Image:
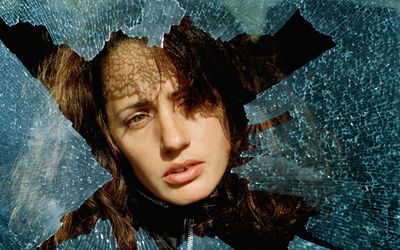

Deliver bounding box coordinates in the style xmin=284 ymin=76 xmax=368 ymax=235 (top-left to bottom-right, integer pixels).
xmin=130 ymin=173 xmax=318 ymax=250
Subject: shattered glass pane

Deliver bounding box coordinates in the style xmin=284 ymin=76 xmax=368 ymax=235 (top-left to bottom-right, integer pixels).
xmin=0 ymin=0 xmax=399 ymax=249
xmin=57 ymin=220 xmax=233 ymax=250
xmin=135 ymin=228 xmax=161 ymax=250
xmin=177 ymin=235 xmax=233 ymax=250
xmin=0 ymin=0 xmax=185 ymax=60
xmin=235 ymin=1 xmax=399 ymax=249
xmin=288 ymin=236 xmax=328 ymax=250
xmin=57 ymin=220 xmax=118 ymax=250
xmin=0 ymin=41 xmax=111 ymax=248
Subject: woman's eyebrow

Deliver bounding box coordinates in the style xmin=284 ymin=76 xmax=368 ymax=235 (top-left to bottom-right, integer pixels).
xmin=117 ymin=100 xmax=150 ymax=116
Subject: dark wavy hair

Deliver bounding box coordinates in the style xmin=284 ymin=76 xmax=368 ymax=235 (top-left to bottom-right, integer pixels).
xmin=38 ymin=17 xmax=313 ymax=249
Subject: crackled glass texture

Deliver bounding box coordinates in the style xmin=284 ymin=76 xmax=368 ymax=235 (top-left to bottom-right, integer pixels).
xmin=0 ymin=0 xmax=399 ymax=249
xmin=0 ymin=41 xmax=111 ymax=249
xmin=235 ymin=2 xmax=399 ymax=249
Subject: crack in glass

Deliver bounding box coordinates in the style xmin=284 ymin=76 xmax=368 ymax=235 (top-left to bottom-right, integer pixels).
xmin=0 ymin=0 xmax=398 ymax=249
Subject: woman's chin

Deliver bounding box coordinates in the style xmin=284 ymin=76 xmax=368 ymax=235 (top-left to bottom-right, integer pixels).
xmin=161 ymin=187 xmax=211 ymax=206
xmin=165 ymin=194 xmax=206 ymax=206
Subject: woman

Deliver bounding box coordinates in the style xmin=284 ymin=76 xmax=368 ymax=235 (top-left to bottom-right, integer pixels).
xmin=38 ymin=18 xmax=314 ymax=249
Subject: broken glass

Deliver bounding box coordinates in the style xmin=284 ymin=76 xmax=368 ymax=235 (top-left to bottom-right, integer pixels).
xmin=235 ymin=1 xmax=399 ymax=249
xmin=57 ymin=220 xmax=234 ymax=250
xmin=57 ymin=220 xmax=118 ymax=250
xmin=0 ymin=0 xmax=398 ymax=249
xmin=0 ymin=41 xmax=111 ymax=249
xmin=288 ymin=236 xmax=328 ymax=250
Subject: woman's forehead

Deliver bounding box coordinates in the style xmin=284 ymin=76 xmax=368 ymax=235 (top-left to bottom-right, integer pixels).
xmin=106 ymin=38 xmax=155 ymax=59
xmin=101 ymin=38 xmax=178 ymax=100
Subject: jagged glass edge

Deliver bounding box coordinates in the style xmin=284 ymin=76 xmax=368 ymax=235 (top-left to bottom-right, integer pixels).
xmin=0 ymin=0 xmax=295 ymax=60
xmin=57 ymin=220 xmax=118 ymax=250
xmin=288 ymin=236 xmax=329 ymax=250
xmin=1 ymin=0 xmax=399 ymax=60
xmin=0 ymin=40 xmax=111 ymax=249
xmin=0 ymin=0 xmax=398 ymax=249
xmin=0 ymin=0 xmax=185 ymax=60
xmin=236 ymin=1 xmax=399 ymax=249
xmin=57 ymin=217 xmax=234 ymax=250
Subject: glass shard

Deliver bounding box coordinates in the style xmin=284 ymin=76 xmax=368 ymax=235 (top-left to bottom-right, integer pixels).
xmin=236 ymin=1 xmax=399 ymax=249
xmin=0 ymin=0 xmax=398 ymax=249
xmin=0 ymin=41 xmax=111 ymax=248
xmin=288 ymin=236 xmax=329 ymax=250
xmin=0 ymin=0 xmax=185 ymax=60
xmin=57 ymin=220 xmax=118 ymax=250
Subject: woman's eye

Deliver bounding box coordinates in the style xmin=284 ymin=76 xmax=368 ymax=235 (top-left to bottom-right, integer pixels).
xmin=132 ymin=114 xmax=145 ymax=122
xmin=126 ymin=113 xmax=148 ymax=127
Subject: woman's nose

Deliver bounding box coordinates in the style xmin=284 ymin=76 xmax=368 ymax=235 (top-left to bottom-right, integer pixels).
xmin=159 ymin=110 xmax=190 ymax=154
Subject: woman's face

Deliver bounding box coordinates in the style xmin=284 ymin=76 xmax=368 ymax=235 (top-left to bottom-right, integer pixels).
xmin=102 ymin=39 xmax=231 ymax=205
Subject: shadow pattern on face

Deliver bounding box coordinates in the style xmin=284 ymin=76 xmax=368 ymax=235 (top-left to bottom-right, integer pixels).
xmin=101 ymin=38 xmax=178 ymax=104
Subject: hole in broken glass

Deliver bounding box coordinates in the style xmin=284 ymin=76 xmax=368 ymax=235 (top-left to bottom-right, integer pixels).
xmin=0 ymin=11 xmax=338 ymax=249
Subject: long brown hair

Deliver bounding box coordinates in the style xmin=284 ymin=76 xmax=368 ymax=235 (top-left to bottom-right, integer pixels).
xmin=38 ymin=38 xmax=137 ymax=248
xmin=38 ymin=17 xmax=313 ymax=249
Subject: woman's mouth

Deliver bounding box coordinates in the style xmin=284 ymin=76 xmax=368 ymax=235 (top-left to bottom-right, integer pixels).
xmin=163 ymin=160 xmax=204 ymax=185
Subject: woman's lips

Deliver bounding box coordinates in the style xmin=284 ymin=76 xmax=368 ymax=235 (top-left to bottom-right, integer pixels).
xmin=163 ymin=160 xmax=204 ymax=185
